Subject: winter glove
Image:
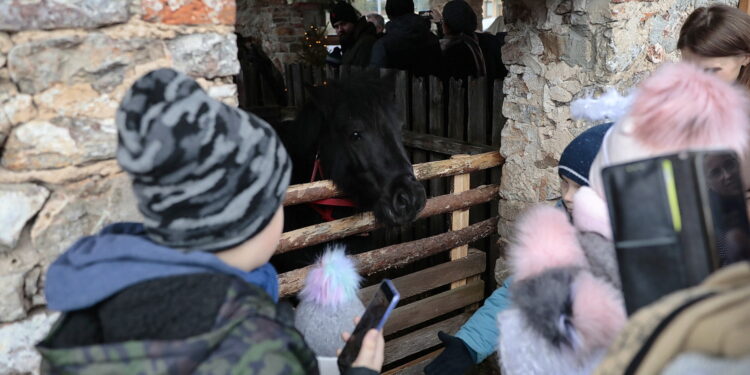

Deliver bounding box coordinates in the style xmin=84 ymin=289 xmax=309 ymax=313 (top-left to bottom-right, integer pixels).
xmin=423 ymin=331 xmax=475 ymax=375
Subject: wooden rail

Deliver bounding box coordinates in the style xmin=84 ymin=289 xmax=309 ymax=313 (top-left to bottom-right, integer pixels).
xmin=282 ymin=151 xmax=503 ymax=206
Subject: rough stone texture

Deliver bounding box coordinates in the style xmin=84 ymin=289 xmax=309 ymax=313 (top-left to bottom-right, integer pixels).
xmin=143 ymin=0 xmax=236 ymax=25
xmin=0 ymin=272 xmax=27 ymax=322
xmin=0 ymin=311 xmax=60 ymax=374
xmin=0 ymin=184 xmax=50 ymax=250
xmin=2 ymin=118 xmax=117 ymax=171
xmin=0 ymin=0 xmax=130 ymax=31
xmin=8 ymin=33 xmax=168 ymax=95
xmin=497 ymin=0 xmax=738 ymax=242
xmin=31 ymin=173 xmax=141 ymax=260
xmin=1 ymin=94 xmax=37 ymax=128
xmin=168 ymin=33 xmax=239 ymax=78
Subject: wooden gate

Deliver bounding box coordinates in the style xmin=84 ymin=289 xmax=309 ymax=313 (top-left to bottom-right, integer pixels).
xmin=277 ymin=151 xmax=504 ymax=373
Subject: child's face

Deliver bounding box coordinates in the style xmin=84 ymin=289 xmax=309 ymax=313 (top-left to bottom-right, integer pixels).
xmin=259 ymin=206 xmax=285 ymax=263
xmin=560 ymin=176 xmax=581 ymax=214
xmin=681 ymin=49 xmax=750 ymax=84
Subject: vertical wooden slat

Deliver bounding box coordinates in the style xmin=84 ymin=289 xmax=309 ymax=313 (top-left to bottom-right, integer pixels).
xmin=339 ymin=64 xmax=351 ymax=79
xmin=450 ymin=155 xmax=471 ymax=289
xmin=312 ymin=66 xmax=324 ymax=87
xmin=741 ymin=0 xmax=750 ymax=14
xmin=467 ymin=77 xmax=488 ymax=146
xmin=302 ymin=64 xmax=314 ymax=90
xmin=411 ymin=76 xmax=429 ymax=240
xmin=395 ymin=70 xmax=410 ymax=130
xmin=285 ymin=64 xmax=295 ymax=108
xmin=324 ymin=64 xmax=337 ymax=83
xmin=488 ymin=79 xmax=504 ymax=292
xmin=491 ymin=79 xmax=504 ymax=147
xmin=428 ymin=76 xmax=446 ymax=238
xmin=447 ymin=78 xmax=465 ymax=142
xmin=291 ymin=64 xmax=305 ymax=108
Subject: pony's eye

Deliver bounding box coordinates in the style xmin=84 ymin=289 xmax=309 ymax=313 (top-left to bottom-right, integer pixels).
xmin=350 ymin=131 xmax=362 ymax=141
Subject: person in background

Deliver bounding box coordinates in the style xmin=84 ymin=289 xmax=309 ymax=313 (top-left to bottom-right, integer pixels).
xmin=366 ymin=13 xmax=386 ymax=37
xmin=678 ymin=4 xmax=750 ymax=91
xmin=424 ymin=123 xmax=613 ymax=375
xmin=330 ymin=2 xmax=378 ymax=67
xmin=439 ymin=0 xmax=486 ymax=80
xmin=35 ymin=68 xmax=383 ymax=375
xmin=369 ymin=0 xmax=442 ymax=77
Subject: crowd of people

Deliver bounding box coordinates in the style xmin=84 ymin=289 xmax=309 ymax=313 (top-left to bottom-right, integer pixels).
xmin=327 ymin=0 xmax=506 ymax=81
xmin=31 ymin=2 xmax=750 ymax=375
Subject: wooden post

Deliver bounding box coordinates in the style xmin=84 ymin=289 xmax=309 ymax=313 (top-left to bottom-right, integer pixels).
xmin=450 ymin=154 xmax=471 ymax=289
xmin=741 ymin=0 xmax=750 ymax=15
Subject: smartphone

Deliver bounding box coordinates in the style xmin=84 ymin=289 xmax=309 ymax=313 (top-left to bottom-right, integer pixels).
xmin=337 ymin=279 xmax=400 ymax=374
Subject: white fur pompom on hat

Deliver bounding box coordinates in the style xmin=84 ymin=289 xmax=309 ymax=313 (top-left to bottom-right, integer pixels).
xmin=295 ymin=245 xmax=366 ymax=357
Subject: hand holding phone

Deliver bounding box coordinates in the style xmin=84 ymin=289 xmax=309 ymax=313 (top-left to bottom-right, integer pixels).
xmin=337 ymin=280 xmax=399 ymax=373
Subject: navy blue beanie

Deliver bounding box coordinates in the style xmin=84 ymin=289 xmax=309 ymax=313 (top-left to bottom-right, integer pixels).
xmin=558 ymin=123 xmax=613 ymax=186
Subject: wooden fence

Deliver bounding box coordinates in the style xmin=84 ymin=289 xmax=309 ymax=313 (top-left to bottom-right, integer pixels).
xmin=276 ymin=151 xmax=504 ymax=373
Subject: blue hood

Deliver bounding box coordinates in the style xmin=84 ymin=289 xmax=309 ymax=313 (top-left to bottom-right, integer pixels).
xmin=46 ymin=222 xmax=279 ymax=312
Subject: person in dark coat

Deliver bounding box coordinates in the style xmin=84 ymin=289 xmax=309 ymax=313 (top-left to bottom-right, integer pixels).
xmin=369 ymin=0 xmax=442 ymax=77
xmin=330 ymin=2 xmax=378 ymax=68
xmin=476 ymin=31 xmax=507 ymax=82
xmin=440 ymin=0 xmax=485 ymax=80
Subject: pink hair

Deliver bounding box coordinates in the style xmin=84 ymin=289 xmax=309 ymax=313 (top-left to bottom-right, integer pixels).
xmin=510 ymin=205 xmax=587 ymax=280
xmin=629 ymin=62 xmax=750 ymax=156
xmin=571 ymin=272 xmax=627 ymax=354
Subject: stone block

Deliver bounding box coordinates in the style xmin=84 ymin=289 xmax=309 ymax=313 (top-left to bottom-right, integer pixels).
xmin=8 ymin=34 xmax=167 ymax=94
xmin=0 ymin=312 xmax=60 ymax=372
xmin=0 ymin=33 xmax=11 ymax=54
xmin=168 ymin=33 xmax=240 ymax=79
xmin=0 ymin=184 xmax=49 ymax=250
xmin=1 ymin=117 xmax=117 ymax=171
xmin=34 ymin=83 xmax=119 ymax=120
xmin=0 ymin=0 xmax=129 ymax=31
xmin=0 ymin=94 xmax=37 ymax=126
xmin=31 ymin=173 xmax=141 ymax=259
xmin=142 ymin=0 xmax=235 ymax=25
xmin=0 ymin=272 xmax=26 ymax=322
xmin=549 ymin=85 xmax=573 ymax=103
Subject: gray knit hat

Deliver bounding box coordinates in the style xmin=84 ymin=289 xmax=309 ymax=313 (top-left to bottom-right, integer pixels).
xmin=116 ymin=68 xmax=291 ymax=252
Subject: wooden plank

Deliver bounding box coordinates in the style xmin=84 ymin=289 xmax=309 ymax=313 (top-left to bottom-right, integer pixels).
xmin=312 ymin=65 xmax=324 ymax=87
xmin=282 ymin=151 xmax=504 ymax=206
xmin=383 ymin=349 xmax=443 ymax=375
xmin=278 ymin=185 xmax=500 ymax=253
xmin=291 ymin=64 xmax=305 ymax=108
xmin=384 ymin=312 xmax=470 ymax=364
xmin=359 ymin=249 xmax=485 ymax=302
xmin=491 ymin=79 xmax=504 ymax=147
xmin=324 ymin=65 xmax=337 ymax=83
xmin=339 ymin=64 xmax=351 ymax=79
xmin=401 ymin=131 xmax=497 ymax=155
xmin=450 ymin=155 xmax=471 ymax=289
xmin=447 ymin=78 xmax=465 ymax=141
xmin=411 ymin=76 xmax=428 ymax=240
xmin=384 ymin=280 xmax=484 ymax=335
xmin=395 ymin=70 xmax=410 ymax=134
xmin=428 ymin=76 xmax=446 ymax=240
xmin=278 ymin=217 xmax=498 ymax=296
xmin=741 ymin=0 xmax=750 ymax=14
xmin=467 ymin=77 xmax=488 ymax=146
xmin=284 ymin=64 xmax=294 ymax=108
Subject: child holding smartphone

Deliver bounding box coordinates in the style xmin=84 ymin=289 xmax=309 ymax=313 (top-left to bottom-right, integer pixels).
xmin=36 ymin=68 xmax=383 ymax=375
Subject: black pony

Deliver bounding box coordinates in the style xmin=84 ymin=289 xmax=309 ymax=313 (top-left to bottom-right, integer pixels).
xmin=271 ymin=74 xmax=426 ymax=270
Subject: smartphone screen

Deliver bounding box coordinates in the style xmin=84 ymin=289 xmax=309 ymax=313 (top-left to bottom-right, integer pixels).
xmin=337 ymin=280 xmax=399 ymax=373
xmin=697 ymin=152 xmax=750 ymax=265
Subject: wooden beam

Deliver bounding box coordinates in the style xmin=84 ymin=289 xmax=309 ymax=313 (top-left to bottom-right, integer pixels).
xmin=450 ymin=155 xmax=471 ymax=289
xmin=383 ymin=349 xmax=443 ymax=375
xmin=384 ymin=312 xmax=471 ymax=364
xmin=282 ymin=151 xmax=503 ymax=206
xmin=278 ymin=217 xmax=498 ymax=296
xmin=741 ymin=0 xmax=750 ymax=15
xmin=402 ymin=131 xmax=497 ymax=155
xmin=359 ymin=249 xmax=486 ymax=302
xmin=384 ymin=280 xmax=484 ymax=336
xmin=278 ymin=185 xmax=500 ymax=253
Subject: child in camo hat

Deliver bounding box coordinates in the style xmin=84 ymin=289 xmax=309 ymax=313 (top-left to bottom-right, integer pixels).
xmin=36 ymin=68 xmax=383 ymax=375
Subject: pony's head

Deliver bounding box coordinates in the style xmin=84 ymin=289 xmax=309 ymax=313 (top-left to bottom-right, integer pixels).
xmin=300 ymin=74 xmax=426 ymax=226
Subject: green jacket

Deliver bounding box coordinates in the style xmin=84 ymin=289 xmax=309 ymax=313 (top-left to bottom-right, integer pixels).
xmin=37 ymin=278 xmax=318 ymax=375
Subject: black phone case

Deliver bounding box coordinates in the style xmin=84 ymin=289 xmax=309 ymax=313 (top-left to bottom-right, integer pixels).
xmin=602 ymin=151 xmax=741 ymax=314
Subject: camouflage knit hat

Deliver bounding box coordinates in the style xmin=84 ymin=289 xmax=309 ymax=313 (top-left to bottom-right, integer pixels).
xmin=116 ymin=68 xmax=291 ymax=252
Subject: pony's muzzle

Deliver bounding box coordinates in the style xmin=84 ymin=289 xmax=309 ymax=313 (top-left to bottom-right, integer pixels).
xmin=376 ymin=175 xmax=426 ymax=226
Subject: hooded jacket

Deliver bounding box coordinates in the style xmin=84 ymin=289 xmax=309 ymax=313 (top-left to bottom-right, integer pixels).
xmin=341 ymin=17 xmax=378 ymax=67
xmin=36 ymin=223 xmax=317 ymax=374
xmin=369 ymin=14 xmax=442 ymax=77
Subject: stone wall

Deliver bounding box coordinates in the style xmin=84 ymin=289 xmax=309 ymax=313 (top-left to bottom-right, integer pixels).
xmin=0 ymin=1 xmax=239 ymax=372
xmin=496 ymin=0 xmax=739 ymax=251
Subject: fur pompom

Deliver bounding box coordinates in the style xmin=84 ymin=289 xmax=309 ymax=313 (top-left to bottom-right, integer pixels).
xmin=572 ymin=187 xmax=612 ymax=240
xmin=571 ymin=272 xmax=626 ymax=353
xmin=571 ymin=88 xmax=634 ymax=123
xmin=510 ymin=205 xmax=587 ymax=280
xmin=299 ymin=245 xmax=362 ymax=307
xmin=628 ymin=62 xmax=750 ymax=155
